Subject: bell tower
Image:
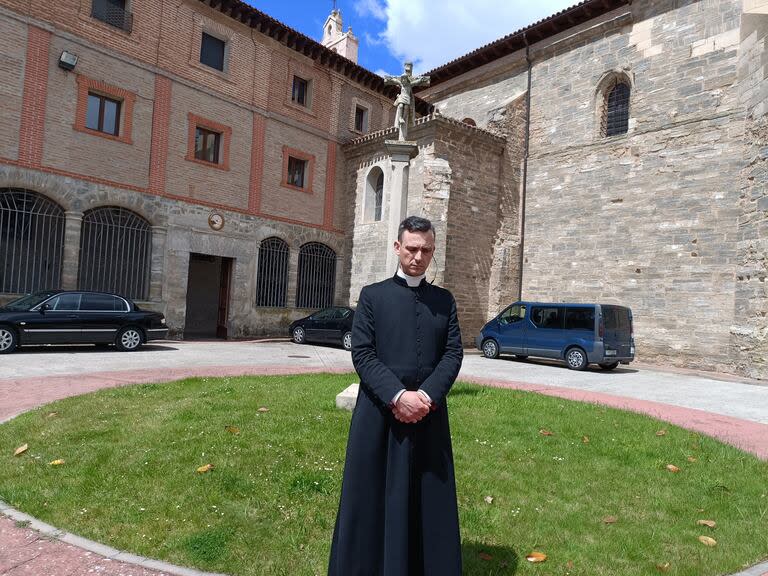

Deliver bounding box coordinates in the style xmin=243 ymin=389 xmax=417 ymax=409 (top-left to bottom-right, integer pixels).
xmin=321 ymin=8 xmax=359 ymax=63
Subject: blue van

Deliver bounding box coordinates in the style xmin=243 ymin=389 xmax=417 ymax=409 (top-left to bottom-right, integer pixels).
xmin=475 ymin=302 xmax=635 ymax=370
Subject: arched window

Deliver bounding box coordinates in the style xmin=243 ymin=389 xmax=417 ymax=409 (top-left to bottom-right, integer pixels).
xmin=0 ymin=189 xmax=65 ymax=293
xmin=601 ymin=80 xmax=631 ymax=137
xmin=256 ymin=237 xmax=289 ymax=307
xmin=296 ymin=242 xmax=336 ymax=308
xmin=78 ymin=206 xmax=151 ymax=299
xmin=365 ymin=166 xmax=384 ymax=222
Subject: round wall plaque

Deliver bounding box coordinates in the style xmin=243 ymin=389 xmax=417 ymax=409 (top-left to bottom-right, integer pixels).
xmin=208 ymin=211 xmax=225 ymax=231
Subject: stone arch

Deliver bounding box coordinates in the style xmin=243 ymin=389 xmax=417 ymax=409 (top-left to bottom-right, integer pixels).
xmin=0 ymin=189 xmax=65 ymax=294
xmin=78 ymin=206 xmax=152 ymax=299
xmin=364 ymin=165 xmax=384 ymax=222
xmin=255 ymin=236 xmax=289 ymax=307
xmin=462 ymin=117 xmax=477 ymax=126
xmin=296 ymin=242 xmax=336 ymax=308
xmin=595 ymin=68 xmax=633 ymax=138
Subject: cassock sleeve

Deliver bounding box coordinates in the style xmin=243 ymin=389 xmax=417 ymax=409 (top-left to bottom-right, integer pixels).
xmin=419 ymin=294 xmax=463 ymax=406
xmin=351 ymin=286 xmax=406 ymax=407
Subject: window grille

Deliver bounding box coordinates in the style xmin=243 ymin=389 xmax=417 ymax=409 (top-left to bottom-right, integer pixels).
xmin=256 ymin=237 xmax=289 ymax=307
xmin=296 ymin=242 xmax=336 ymax=309
xmin=602 ymin=80 xmax=630 ymax=137
xmin=0 ymin=189 xmax=65 ymax=294
xmin=91 ymin=0 xmax=133 ymax=32
xmin=374 ymin=172 xmax=383 ymax=221
xmin=78 ymin=207 xmax=151 ymax=299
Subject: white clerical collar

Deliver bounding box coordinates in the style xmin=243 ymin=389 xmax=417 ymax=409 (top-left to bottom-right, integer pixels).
xmin=397 ymin=267 xmax=425 ymax=287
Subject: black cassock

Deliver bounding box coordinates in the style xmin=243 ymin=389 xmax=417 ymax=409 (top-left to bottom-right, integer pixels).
xmin=328 ymin=274 xmax=463 ymax=576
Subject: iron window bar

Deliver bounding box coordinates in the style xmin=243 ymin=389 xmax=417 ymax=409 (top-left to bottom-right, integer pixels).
xmin=256 ymin=237 xmax=289 ymax=307
xmin=296 ymin=242 xmax=336 ymax=309
xmin=91 ymin=0 xmax=133 ymax=33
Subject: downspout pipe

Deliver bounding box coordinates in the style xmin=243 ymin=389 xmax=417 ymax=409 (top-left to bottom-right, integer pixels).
xmin=518 ymin=34 xmax=532 ymax=301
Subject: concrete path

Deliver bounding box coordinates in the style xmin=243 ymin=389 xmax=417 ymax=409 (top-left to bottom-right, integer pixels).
xmin=0 ymin=340 xmax=766 ymax=576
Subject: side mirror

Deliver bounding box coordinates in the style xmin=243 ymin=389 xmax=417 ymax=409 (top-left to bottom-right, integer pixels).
xmin=39 ymin=303 xmax=51 ymax=314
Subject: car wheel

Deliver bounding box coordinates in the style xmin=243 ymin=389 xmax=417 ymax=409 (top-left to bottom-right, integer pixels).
xmin=0 ymin=326 xmax=18 ymax=354
xmin=565 ymin=346 xmax=588 ymax=370
xmin=515 ymin=355 xmax=528 ymax=361
xmin=599 ymin=362 xmax=619 ymax=371
xmin=115 ymin=327 xmax=143 ymax=351
xmin=342 ymin=331 xmax=352 ymax=351
xmin=481 ymin=339 xmax=499 ymax=359
xmin=292 ymin=326 xmax=305 ymax=344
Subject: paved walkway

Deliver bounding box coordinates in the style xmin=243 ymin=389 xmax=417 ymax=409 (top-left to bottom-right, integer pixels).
xmin=0 ymin=340 xmax=766 ymax=576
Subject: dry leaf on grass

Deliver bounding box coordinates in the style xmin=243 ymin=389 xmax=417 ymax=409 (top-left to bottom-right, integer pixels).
xmin=656 ymin=562 xmax=671 ymax=572
xmin=46 ymin=412 xmax=57 ymax=418
xmin=698 ymin=536 xmax=717 ymax=547
xmin=257 ymin=407 xmax=269 ymax=413
xmin=539 ymin=429 xmax=554 ymax=436
xmin=687 ymin=456 xmax=697 ymax=462
xmin=14 ymin=444 xmax=28 ymax=457
xmin=49 ymin=459 xmax=65 ymax=466
xmin=697 ymin=519 xmax=716 ymax=528
xmin=603 ymin=515 xmax=618 ymax=524
xmin=484 ymin=496 xmax=494 ymax=504
xmin=225 ymin=425 xmax=240 ymax=435
xmin=196 ymin=463 xmax=214 ymax=474
xmin=656 ymin=429 xmax=667 ymax=436
xmin=479 ymin=552 xmax=493 ymax=561
xmin=582 ymin=436 xmax=590 ymax=444
xmin=526 ymin=551 xmax=547 ymax=563
xmin=666 ymin=464 xmax=681 ymax=473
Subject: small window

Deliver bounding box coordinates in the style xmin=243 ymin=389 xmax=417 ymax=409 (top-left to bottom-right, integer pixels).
xmin=200 ymin=32 xmax=226 ymax=71
xmin=287 ymin=156 xmax=307 ymax=188
xmin=86 ymin=93 xmax=121 ymax=136
xmin=564 ymin=307 xmax=595 ymax=331
xmin=602 ymin=81 xmax=630 ymax=137
xmin=91 ymin=0 xmax=132 ymax=32
xmin=531 ymin=306 xmax=564 ymax=329
xmin=499 ymin=304 xmax=526 ymax=325
xmin=374 ymin=171 xmax=383 ymax=221
xmin=292 ymin=76 xmax=310 ymax=107
xmin=354 ymin=105 xmax=368 ymax=132
xmin=195 ymin=127 xmax=221 ymax=164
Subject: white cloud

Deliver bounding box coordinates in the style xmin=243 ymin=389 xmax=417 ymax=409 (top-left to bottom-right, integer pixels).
xmin=380 ymin=0 xmax=576 ymax=72
xmin=354 ymin=0 xmax=387 ymax=21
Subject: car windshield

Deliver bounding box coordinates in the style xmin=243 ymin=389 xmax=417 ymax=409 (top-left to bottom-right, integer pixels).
xmin=2 ymin=291 xmax=59 ymax=311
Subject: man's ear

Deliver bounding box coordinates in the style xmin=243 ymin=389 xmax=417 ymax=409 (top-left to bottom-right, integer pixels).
xmin=393 ymin=240 xmax=401 ymax=254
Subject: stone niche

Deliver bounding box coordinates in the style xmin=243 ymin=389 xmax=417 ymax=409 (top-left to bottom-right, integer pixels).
xmin=343 ymin=114 xmax=520 ymax=344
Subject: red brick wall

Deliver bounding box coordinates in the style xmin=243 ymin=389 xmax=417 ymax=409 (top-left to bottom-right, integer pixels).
xmin=18 ymin=26 xmax=50 ymax=167
xmin=0 ymin=16 xmax=27 ymax=161
xmin=148 ymin=75 xmax=172 ymax=195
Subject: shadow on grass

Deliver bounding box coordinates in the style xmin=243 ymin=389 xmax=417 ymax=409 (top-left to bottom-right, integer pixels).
xmin=450 ymin=386 xmax=483 ymax=397
xmin=462 ymin=541 xmax=519 ymax=574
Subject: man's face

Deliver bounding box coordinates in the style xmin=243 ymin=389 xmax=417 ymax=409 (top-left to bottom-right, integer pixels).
xmin=395 ymin=229 xmax=435 ymax=277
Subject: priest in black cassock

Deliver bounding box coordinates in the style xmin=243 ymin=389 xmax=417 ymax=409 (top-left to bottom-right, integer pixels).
xmin=328 ymin=216 xmax=463 ymax=576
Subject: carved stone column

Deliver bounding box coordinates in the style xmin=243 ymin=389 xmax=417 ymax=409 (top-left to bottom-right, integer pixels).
xmin=61 ymin=211 xmax=83 ymax=290
xmin=384 ymin=140 xmax=419 ymax=274
xmin=149 ymin=226 xmax=168 ymax=301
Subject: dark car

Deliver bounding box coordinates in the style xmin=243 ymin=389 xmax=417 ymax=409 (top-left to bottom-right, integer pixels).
xmin=289 ymin=306 xmax=355 ymax=351
xmin=0 ymin=290 xmax=168 ymax=354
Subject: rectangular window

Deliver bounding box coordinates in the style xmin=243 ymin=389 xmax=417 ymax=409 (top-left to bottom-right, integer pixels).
xmin=531 ymin=306 xmax=564 ymax=329
xmin=564 ymin=307 xmax=595 ymax=331
xmin=195 ymin=127 xmax=221 ymax=164
xmin=354 ymin=105 xmax=368 ymax=132
xmin=287 ymin=156 xmax=307 ymax=188
xmin=91 ymin=0 xmax=132 ymax=32
xmin=200 ymin=32 xmax=226 ymax=71
xmin=292 ymin=76 xmax=309 ymax=107
xmin=86 ymin=93 xmax=121 ymax=136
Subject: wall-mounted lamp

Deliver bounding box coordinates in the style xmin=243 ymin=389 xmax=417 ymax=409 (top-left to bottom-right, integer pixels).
xmin=58 ymin=50 xmax=78 ymax=71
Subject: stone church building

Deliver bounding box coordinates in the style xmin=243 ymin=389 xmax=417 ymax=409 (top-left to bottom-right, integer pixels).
xmin=0 ymin=0 xmax=766 ymax=379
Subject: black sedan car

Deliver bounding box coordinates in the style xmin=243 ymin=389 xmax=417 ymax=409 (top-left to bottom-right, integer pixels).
xmin=0 ymin=290 xmax=168 ymax=354
xmin=289 ymin=306 xmax=355 ymax=351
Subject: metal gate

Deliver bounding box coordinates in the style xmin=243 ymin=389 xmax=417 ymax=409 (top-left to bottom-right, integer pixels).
xmin=0 ymin=189 xmax=65 ymax=294
xmin=296 ymin=242 xmax=336 ymax=309
xmin=78 ymin=206 xmax=151 ymax=299
xmin=255 ymin=237 xmax=289 ymax=307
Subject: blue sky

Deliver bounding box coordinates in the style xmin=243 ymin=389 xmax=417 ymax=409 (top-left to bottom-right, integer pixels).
xmin=245 ymin=0 xmax=577 ymax=75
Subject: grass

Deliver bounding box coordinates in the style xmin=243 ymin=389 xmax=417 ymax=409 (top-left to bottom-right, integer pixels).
xmin=0 ymin=373 xmax=765 ymax=576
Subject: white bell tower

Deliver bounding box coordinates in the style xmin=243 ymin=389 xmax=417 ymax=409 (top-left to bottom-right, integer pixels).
xmin=321 ymin=8 xmax=359 ymax=64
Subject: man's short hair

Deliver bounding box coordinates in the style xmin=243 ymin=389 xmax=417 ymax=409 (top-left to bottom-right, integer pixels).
xmin=398 ymin=216 xmax=435 ymax=241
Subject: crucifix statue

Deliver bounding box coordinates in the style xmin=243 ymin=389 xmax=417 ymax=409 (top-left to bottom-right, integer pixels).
xmin=384 ymin=62 xmax=430 ymax=141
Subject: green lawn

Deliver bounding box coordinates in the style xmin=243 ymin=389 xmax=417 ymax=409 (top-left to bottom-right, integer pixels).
xmin=0 ymin=374 xmax=766 ymax=576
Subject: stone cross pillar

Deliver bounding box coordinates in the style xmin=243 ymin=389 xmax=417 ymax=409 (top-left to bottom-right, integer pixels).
xmin=61 ymin=211 xmax=83 ymax=290
xmin=384 ymin=140 xmax=418 ymax=274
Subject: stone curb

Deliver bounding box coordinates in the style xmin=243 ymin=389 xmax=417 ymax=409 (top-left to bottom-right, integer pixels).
xmin=0 ymin=499 xmax=229 ymax=576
